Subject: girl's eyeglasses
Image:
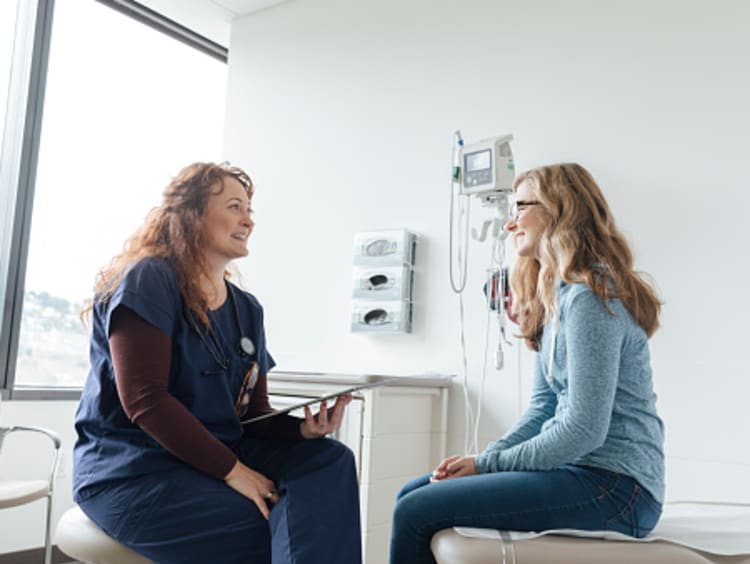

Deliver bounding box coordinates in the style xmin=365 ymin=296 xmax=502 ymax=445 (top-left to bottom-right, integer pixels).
xmin=510 ymin=200 xmax=541 ymax=221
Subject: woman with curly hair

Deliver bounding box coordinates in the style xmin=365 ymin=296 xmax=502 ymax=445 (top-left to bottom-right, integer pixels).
xmin=390 ymin=163 xmax=664 ymax=564
xmin=74 ymin=162 xmax=361 ymax=563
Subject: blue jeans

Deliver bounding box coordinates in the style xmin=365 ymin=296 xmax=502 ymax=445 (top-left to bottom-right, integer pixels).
xmin=389 ymin=464 xmax=662 ymax=564
xmin=78 ymin=438 xmax=361 ymax=564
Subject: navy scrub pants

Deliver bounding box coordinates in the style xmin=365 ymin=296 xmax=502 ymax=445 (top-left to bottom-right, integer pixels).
xmin=78 ymin=437 xmax=361 ymax=564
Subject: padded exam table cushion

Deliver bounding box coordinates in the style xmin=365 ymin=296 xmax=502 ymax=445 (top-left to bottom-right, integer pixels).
xmin=431 ymin=502 xmax=750 ymax=564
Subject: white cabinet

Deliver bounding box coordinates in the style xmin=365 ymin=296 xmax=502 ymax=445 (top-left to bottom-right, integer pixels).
xmin=267 ymin=373 xmax=450 ymax=564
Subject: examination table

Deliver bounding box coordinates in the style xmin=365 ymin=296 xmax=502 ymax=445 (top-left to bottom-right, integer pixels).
xmin=431 ymin=502 xmax=750 ymax=564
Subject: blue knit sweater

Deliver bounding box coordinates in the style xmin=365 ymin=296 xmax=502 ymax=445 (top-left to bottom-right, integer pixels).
xmin=475 ymin=281 xmax=665 ymax=503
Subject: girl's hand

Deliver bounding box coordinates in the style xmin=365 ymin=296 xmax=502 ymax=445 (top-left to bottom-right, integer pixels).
xmin=430 ymin=454 xmax=478 ymax=481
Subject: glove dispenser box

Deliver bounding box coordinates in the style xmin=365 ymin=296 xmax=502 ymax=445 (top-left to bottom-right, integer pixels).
xmin=352 ymin=266 xmax=413 ymax=301
xmin=353 ymin=229 xmax=416 ymax=266
xmin=351 ymin=229 xmax=416 ymax=334
xmin=351 ymin=300 xmax=412 ymax=333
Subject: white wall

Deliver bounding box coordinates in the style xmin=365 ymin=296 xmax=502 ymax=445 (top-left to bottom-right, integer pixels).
xmin=223 ymin=0 xmax=750 ymax=503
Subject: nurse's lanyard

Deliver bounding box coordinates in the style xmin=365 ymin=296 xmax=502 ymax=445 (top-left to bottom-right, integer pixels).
xmin=186 ymin=281 xmax=255 ymax=375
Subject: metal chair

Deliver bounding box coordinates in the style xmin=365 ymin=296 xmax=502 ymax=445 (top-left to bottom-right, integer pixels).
xmin=0 ymin=423 xmax=61 ymax=564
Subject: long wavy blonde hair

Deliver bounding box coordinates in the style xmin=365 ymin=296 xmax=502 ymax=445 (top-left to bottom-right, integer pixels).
xmin=510 ymin=163 xmax=661 ymax=351
xmin=81 ymin=162 xmax=253 ymax=326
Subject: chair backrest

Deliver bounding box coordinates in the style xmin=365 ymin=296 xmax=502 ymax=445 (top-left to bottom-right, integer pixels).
xmin=0 ymin=418 xmax=62 ymax=484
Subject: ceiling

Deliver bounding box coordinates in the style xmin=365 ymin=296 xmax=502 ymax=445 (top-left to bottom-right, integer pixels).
xmin=209 ymin=0 xmax=291 ymax=18
xmin=137 ymin=0 xmax=294 ymax=46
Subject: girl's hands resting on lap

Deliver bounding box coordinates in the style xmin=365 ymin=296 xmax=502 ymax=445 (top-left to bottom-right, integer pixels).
xmin=430 ymin=454 xmax=478 ymax=482
xmin=300 ymin=394 xmax=352 ymax=439
xmin=224 ymin=460 xmax=279 ymax=520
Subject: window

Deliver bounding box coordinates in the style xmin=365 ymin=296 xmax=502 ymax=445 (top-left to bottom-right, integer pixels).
xmin=0 ymin=0 xmax=18 ymax=265
xmin=0 ymin=2 xmax=19 ymax=126
xmin=2 ymin=0 xmax=228 ymax=394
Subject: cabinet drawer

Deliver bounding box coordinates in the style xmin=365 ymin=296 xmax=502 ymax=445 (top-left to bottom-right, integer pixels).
xmin=366 ymin=387 xmax=445 ymax=436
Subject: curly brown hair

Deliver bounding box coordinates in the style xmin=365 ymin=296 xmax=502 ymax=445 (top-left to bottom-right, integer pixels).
xmin=81 ymin=162 xmax=253 ymax=327
xmin=510 ymin=163 xmax=661 ymax=350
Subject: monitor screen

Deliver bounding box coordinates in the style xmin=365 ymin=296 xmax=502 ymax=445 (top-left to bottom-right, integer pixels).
xmin=465 ymin=149 xmax=491 ymax=172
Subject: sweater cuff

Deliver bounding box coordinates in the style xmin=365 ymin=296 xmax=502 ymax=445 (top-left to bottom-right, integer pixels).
xmin=475 ymin=452 xmax=491 ymax=473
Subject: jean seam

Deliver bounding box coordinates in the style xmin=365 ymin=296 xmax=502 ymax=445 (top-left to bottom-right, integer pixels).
xmin=595 ymin=473 xmax=621 ymax=501
xmin=641 ymin=489 xmax=662 ymax=513
xmin=604 ymin=482 xmax=640 ymax=532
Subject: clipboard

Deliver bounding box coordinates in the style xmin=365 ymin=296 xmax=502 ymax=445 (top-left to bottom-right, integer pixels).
xmin=241 ymin=379 xmax=394 ymax=425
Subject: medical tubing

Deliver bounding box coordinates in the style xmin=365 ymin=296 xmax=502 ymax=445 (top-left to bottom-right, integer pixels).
xmin=459 ymin=291 xmax=475 ymax=454
xmin=473 ymin=269 xmax=493 ymax=452
xmin=449 ymin=188 xmax=471 ymax=294
xmin=449 ymin=131 xmax=474 ymax=451
xmin=448 ymin=194 xmax=471 ymax=294
xmin=473 ymin=237 xmax=502 ymax=451
xmin=449 ymin=132 xmax=470 ymax=294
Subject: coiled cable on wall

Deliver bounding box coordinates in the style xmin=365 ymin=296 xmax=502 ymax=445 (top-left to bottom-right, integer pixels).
xmin=449 ymin=130 xmax=470 ymax=294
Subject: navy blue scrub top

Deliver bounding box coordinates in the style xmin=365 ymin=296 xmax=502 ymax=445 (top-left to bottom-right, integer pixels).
xmin=73 ymin=256 xmax=275 ymax=499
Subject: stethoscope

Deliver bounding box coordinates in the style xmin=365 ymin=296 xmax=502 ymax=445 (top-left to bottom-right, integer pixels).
xmin=186 ymin=281 xmax=255 ymax=375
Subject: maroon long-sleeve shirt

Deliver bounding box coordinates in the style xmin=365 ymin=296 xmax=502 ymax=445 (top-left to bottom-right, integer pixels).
xmin=109 ymin=306 xmax=302 ymax=480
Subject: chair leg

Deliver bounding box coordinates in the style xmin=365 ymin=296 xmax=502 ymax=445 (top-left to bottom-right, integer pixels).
xmin=44 ymin=492 xmax=53 ymax=564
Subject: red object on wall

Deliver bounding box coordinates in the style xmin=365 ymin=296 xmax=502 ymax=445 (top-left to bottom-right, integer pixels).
xmin=483 ymin=269 xmax=519 ymax=325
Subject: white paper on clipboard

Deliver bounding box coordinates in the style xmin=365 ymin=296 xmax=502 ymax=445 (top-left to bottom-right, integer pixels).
xmin=241 ymin=379 xmax=395 ymax=425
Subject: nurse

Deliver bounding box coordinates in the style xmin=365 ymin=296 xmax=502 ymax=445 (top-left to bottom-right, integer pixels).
xmin=73 ymin=162 xmax=361 ymax=563
xmin=390 ymin=163 xmax=665 ymax=564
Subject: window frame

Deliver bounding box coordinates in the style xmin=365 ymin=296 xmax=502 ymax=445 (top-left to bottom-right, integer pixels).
xmin=0 ymin=0 xmax=228 ymax=400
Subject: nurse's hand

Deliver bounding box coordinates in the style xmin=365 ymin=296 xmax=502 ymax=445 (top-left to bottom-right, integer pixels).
xmin=430 ymin=454 xmax=478 ymax=482
xmin=300 ymin=394 xmax=352 ymax=439
xmin=224 ymin=460 xmax=279 ymax=520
